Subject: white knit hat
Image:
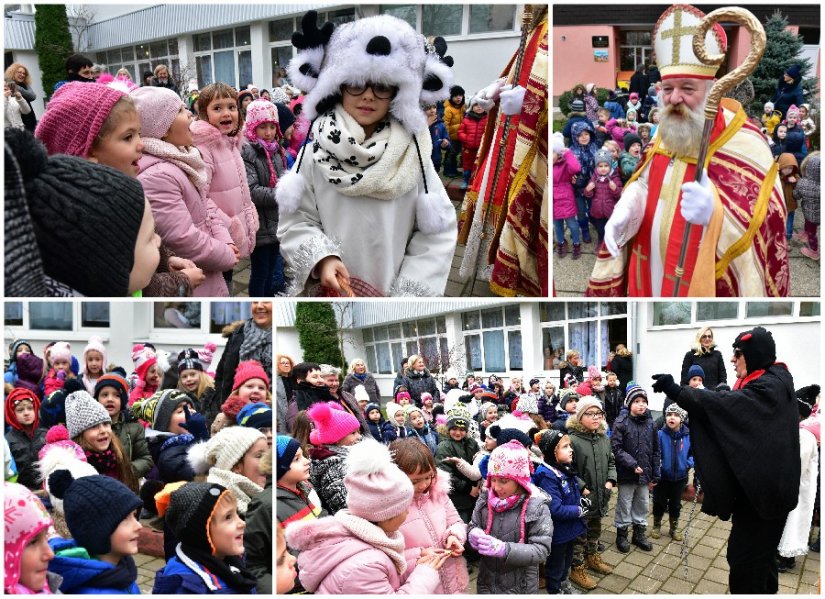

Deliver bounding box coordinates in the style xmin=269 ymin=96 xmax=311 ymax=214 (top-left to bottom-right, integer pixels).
xmin=353 ymin=385 xmax=370 ymax=403
xmin=65 ymin=391 xmax=112 ymax=439
xmin=515 ymin=394 xmax=539 ymax=415
xmin=188 ymin=426 xmax=266 ymax=473
xmin=82 ymin=336 xmax=106 ymax=374
xmin=49 ymin=341 xmax=72 ymax=363
xmin=344 ymin=438 xmax=413 ymax=521
xmin=385 ymin=402 xmax=405 ymax=422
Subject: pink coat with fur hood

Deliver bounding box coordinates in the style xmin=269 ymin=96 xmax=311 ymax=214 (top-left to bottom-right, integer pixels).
xmin=400 ymin=468 xmax=469 ymax=594
xmin=190 ymin=120 xmax=259 ymax=258
xmin=285 ymin=514 xmax=440 ymax=594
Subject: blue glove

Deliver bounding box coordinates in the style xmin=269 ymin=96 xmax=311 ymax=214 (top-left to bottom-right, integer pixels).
xmin=179 ymin=404 xmax=209 ymax=441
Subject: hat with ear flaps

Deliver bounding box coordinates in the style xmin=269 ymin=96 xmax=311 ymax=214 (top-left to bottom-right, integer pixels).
xmin=276 ymin=10 xmax=455 ymax=235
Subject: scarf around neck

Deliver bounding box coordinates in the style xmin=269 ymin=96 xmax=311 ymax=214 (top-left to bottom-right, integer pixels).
xmin=239 ymin=318 xmax=272 ymax=375
xmin=141 ymin=138 xmax=208 ymax=191
xmin=335 ymin=509 xmax=407 ymax=574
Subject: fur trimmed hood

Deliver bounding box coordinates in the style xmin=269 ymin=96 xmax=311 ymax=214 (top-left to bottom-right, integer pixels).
xmin=190 ymin=118 xmax=244 ymax=150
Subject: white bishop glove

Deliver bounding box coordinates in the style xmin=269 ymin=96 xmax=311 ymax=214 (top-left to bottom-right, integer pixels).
xmin=603 ymin=198 xmax=633 ymax=257
xmin=680 ymin=171 xmax=714 ymax=226
xmin=475 ymin=79 xmax=504 ymax=111
xmin=500 ymin=84 xmax=526 ymax=116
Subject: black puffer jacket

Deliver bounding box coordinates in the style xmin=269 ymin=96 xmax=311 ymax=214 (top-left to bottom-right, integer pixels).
xmin=401 ymin=369 xmax=441 ymax=406
xmin=610 ymin=355 xmax=633 ymax=391
xmin=145 ymin=432 xmax=196 ymax=484
xmin=559 ymin=363 xmax=584 ymax=388
xmin=680 ymin=348 xmax=727 ymax=388
xmin=6 ymin=426 xmax=46 ymax=488
xmin=241 ymin=141 xmax=283 ymax=246
xmin=603 ymin=386 xmax=624 ymax=427
xmin=611 ymin=409 xmax=661 ymax=485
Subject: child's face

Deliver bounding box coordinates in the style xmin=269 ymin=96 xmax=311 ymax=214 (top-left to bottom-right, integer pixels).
xmin=97 ymin=387 xmax=122 ymax=418
xmin=596 ymin=162 xmax=611 ymax=176
xmin=341 ymin=85 xmax=392 ymax=137
xmin=20 ymin=529 xmax=54 ymax=592
xmin=666 ymin=414 xmax=682 ymax=430
xmin=407 ymin=466 xmax=436 ymax=495
xmin=179 ymin=369 xmax=200 ymax=392
xmin=512 ymin=377 xmax=522 ymax=388
xmin=168 ymin=404 xmax=189 ymax=435
xmin=206 ymin=96 xmax=239 ymax=135
xmin=210 ymin=497 xmax=246 ymax=559
xmin=800 ymin=107 xmax=808 ymax=118
xmin=544 ymin=383 xmax=555 ymax=396
xmin=555 ymin=436 xmax=574 ymax=464
xmin=128 ymin=200 xmax=162 ymax=294
xmin=451 ymin=94 xmax=464 ymax=104
xmin=781 ymin=166 xmax=794 ymax=176
xmin=565 ymin=399 xmax=577 ymax=414
xmin=629 ymin=142 xmax=641 ymax=157
xmin=368 ymin=409 xmax=381 ymax=423
xmin=688 ymin=376 xmax=703 ymax=389
xmin=337 ymin=430 xmax=362 ymax=446
xmin=448 ymin=427 xmax=467 ymax=441
xmin=357 ymin=399 xmax=368 ymax=412
xmin=280 ymin=446 xmax=310 ymax=487
xmin=144 ymin=363 xmax=161 ymax=388
xmin=409 ymin=411 xmax=425 ymax=429
xmin=425 ymin=106 xmax=437 ymax=118
xmin=485 ymin=406 xmax=498 ymax=422
xmin=52 ymin=357 xmax=71 ymax=374
xmin=591 ymin=375 xmax=602 ymax=386
xmin=422 ymin=396 xmax=433 ymax=408
xmin=484 ymin=436 xmax=497 ymax=451
xmin=598 ymin=110 xmax=610 ymax=122
xmin=576 ymin=130 xmax=591 ymax=145
xmin=108 ymin=510 xmax=142 ymax=558
xmin=255 ymin=122 xmax=278 ymax=143
xmin=467 ymin=376 xmax=475 ymax=386
xmin=471 ymin=104 xmax=484 ymax=114
xmin=88 ymin=109 xmax=144 ymax=178
xmin=304 ymin=369 xmax=324 ymax=386
xmin=777 ymin=126 xmax=787 ymax=140
xmin=627 ymin=112 xmax=636 ymax=122
xmin=608 ymin=146 xmax=620 ymax=160
xmin=394 ymin=411 xmax=407 ymax=426
xmin=14 ymin=401 xmax=36 ymax=427
xmin=85 ymin=350 xmax=104 ymax=375
xmin=629 ymin=397 xmax=648 ymax=416
xmin=490 ymin=476 xmax=521 ymax=500
xmin=238 ymin=378 xmax=268 ymax=403
xmin=232 ymin=438 xmax=268 ymax=487
xmin=607 ymin=374 xmax=618 ymax=388
xmin=787 ymin=115 xmax=798 ymax=128
xmin=651 ymin=112 xmax=660 ymax=123
xmin=82 ymin=422 xmax=112 ymax=452
xmin=14 ymin=345 xmax=31 ymax=358
xmin=276 ymin=532 xmax=297 ymax=594
xmin=397 ymin=396 xmax=410 ymax=407
xmin=162 ymin=106 xmax=194 ymax=146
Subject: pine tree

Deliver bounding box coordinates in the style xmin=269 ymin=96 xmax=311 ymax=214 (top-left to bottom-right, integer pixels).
xmin=294 ymin=302 xmax=345 ymax=369
xmin=748 ymin=10 xmax=817 ymax=116
xmin=34 ymin=4 xmax=74 ymax=99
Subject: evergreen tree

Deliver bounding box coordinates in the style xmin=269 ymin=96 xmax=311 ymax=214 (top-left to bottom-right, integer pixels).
xmin=295 ymin=302 xmax=345 ymax=369
xmin=34 ymin=4 xmax=74 ymax=98
xmin=748 ymin=10 xmax=817 ymax=116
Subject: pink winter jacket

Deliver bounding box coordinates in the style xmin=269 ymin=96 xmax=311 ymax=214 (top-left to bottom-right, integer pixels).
xmin=286 ymin=515 xmax=440 ymax=594
xmin=137 ymin=154 xmax=236 ymax=297
xmin=400 ymin=469 xmax=469 ymax=594
xmin=553 ymin=150 xmax=581 ymax=220
xmin=605 ymin=118 xmax=635 ymax=149
xmin=190 ymin=120 xmax=259 ymax=258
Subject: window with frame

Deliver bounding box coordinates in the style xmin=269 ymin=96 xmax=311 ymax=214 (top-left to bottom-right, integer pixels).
xmin=619 ymin=30 xmax=653 ymax=72
xmin=102 ymin=38 xmax=179 ymax=86
xmin=800 ymin=302 xmax=821 ymax=317
xmin=4 ymin=302 xmax=111 ymax=330
xmin=194 ymin=26 xmax=253 ymax=89
xmin=652 ymin=302 xmax=691 ymax=326
xmin=696 ymin=302 xmax=738 ymax=321
xmin=461 ymin=305 xmax=522 ymax=373
xmin=422 ymin=5 xmax=462 ymax=37
xmin=363 ymin=316 xmax=449 ymax=375
xmin=745 ymin=302 xmax=794 ymax=318
xmin=540 ymin=303 xmax=627 ymax=370
xmin=469 ymin=5 xmax=517 ymax=34
xmin=379 ymin=5 xmax=416 ymax=28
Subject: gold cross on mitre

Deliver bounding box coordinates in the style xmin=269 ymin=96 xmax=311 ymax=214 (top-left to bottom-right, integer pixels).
xmin=653 ymin=4 xmax=727 ymax=80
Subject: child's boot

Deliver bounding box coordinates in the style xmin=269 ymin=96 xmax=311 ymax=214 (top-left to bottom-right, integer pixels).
xmin=650 ymin=516 xmax=662 ymax=539
xmin=569 ymin=563 xmax=597 ymax=591
xmin=585 ymin=553 xmax=613 ymax=574
xmin=557 ymin=241 xmax=568 ymax=258
xmin=572 ymin=243 xmax=582 ymax=260
xmin=631 ymin=524 xmax=653 ymax=551
xmin=460 ymin=170 xmax=470 ymax=190
xmin=616 ymin=526 xmax=630 ymax=553
xmin=560 ymin=579 xmax=583 ymax=594
xmin=669 ymin=517 xmax=683 ymax=541
xmin=801 ymin=246 xmax=820 ymax=260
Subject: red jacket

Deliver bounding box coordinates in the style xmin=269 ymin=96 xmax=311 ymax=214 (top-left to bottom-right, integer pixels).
xmin=458 ymin=112 xmax=488 ymax=151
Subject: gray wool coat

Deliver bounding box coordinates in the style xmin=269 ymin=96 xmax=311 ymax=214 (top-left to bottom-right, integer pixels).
xmin=241 ymin=140 xmax=284 ymax=246
xmin=469 ymin=487 xmax=553 ymax=594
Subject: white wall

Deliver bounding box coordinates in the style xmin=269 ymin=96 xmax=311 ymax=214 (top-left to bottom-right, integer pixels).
xmin=447 ymin=35 xmax=521 ymax=97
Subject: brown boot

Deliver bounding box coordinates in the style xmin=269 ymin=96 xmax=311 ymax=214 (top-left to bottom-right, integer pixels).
xmin=585 ymin=553 xmax=613 ymax=574
xmin=650 ymin=516 xmax=662 ymax=539
xmin=669 ymin=517 xmax=683 ymax=541
xmin=569 ymin=563 xmax=598 ymax=591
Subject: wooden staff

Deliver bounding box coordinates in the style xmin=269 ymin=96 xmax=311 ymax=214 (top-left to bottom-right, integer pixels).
xmin=671 ymin=7 xmax=766 ymax=296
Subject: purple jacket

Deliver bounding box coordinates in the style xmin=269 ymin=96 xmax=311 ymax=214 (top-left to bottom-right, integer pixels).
xmin=400 ymin=469 xmax=469 ymax=594
xmin=138 ymin=154 xmax=236 ymax=297
xmin=605 ymin=118 xmax=634 ymax=149
xmin=584 ymin=170 xmax=623 ymax=219
xmin=553 ymin=150 xmax=581 ymax=219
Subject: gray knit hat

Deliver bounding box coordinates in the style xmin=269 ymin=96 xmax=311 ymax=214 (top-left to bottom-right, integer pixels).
xmin=664 ymin=404 xmax=688 ymax=421
xmin=595 ymin=148 xmax=612 ymax=166
xmin=65 ymin=390 xmax=112 ymax=439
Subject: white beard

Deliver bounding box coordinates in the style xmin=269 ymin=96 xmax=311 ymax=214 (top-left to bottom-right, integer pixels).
xmin=657 ymin=91 xmax=707 ymax=158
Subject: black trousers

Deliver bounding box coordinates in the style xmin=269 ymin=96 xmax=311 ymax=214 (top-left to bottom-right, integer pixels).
xmin=652 ymin=478 xmax=687 ymax=520
xmin=727 ymin=500 xmax=788 ymax=594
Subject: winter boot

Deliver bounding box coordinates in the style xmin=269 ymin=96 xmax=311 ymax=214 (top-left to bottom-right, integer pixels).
xmin=561 ymin=579 xmax=584 ymax=594
xmin=585 ymin=553 xmax=613 ymax=574
xmin=669 ymin=517 xmax=683 ymax=541
xmin=568 ymin=563 xmax=597 ymax=591
xmin=801 ymin=246 xmax=820 ymax=260
xmin=777 ymin=555 xmax=796 ymax=572
xmin=631 ymin=524 xmax=653 ymax=551
xmin=579 ymin=221 xmax=592 ymax=244
xmin=572 ymin=243 xmax=582 ymax=260
xmin=615 ymin=526 xmax=630 ymax=553
xmin=650 ymin=516 xmax=662 ymax=539
xmin=460 ymin=170 xmax=470 ymax=190
xmin=557 ymin=240 xmax=568 ymax=258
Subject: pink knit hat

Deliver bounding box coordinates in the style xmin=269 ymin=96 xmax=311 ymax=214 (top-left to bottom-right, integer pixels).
xmin=232 ymin=360 xmax=271 ymax=391
xmin=49 ymin=341 xmax=72 ymax=363
xmin=343 ymin=438 xmax=414 ymax=521
xmin=131 ymin=344 xmax=157 ymax=381
xmin=487 ymin=439 xmax=533 ymax=495
xmin=395 ymin=390 xmax=412 ymax=403
xmin=34 ymin=82 xmax=126 ymax=157
xmin=4 ymin=482 xmax=53 ymax=592
xmin=131 ymin=86 xmax=185 ymax=139
xmin=83 ymin=336 xmax=106 ymax=374
xmin=244 ymin=99 xmax=279 ymax=142
xmin=307 ymin=401 xmax=360 ymax=445
xmin=197 ymin=342 xmax=217 ymax=372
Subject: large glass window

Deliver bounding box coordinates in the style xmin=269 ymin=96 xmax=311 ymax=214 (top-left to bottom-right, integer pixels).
xmin=380 ymin=4 xmax=416 ymax=27
xmin=154 ymin=302 xmax=201 ymax=329
xmin=423 ymin=5 xmax=462 ymax=37
xmin=81 ymin=303 xmax=110 ymax=328
xmin=269 ymin=18 xmax=294 ymax=43
xmin=5 ymin=302 xmax=23 ymax=326
xmin=541 ymin=303 xmax=628 ymax=371
xmin=460 ymin=305 xmax=522 ymax=372
xmin=363 ymin=316 xmax=452 ymax=374
xmin=469 ymin=5 xmax=516 ymax=34
xmin=745 ymin=302 xmax=794 ymax=318
xmin=652 ymin=302 xmax=691 ymax=326
xmin=30 ymin=303 xmax=72 ymax=331
xmin=619 ymin=30 xmax=653 ymax=72
xmin=800 ymin=302 xmax=821 ymax=317
xmin=697 ymin=302 xmax=739 ymax=321
xmin=194 ymin=28 xmax=253 ymax=88
xmin=102 ymin=37 xmax=180 ymax=87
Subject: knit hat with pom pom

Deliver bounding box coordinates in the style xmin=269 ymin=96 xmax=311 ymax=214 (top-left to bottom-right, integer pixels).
xmin=188 ymin=425 xmax=265 ymax=474
xmin=353 ymin=385 xmax=370 ymax=403
xmin=49 ymin=341 xmax=72 ymax=364
xmin=244 ymin=99 xmax=280 ymax=142
xmin=307 ymin=401 xmax=360 ymax=445
xmin=344 ymin=437 xmax=414 ymax=521
xmin=131 ymin=389 xmax=192 ymax=432
xmin=4 ymin=482 xmax=52 ymax=591
xmin=488 ymin=439 xmax=533 ymax=495
xmin=131 ymin=344 xmax=158 ymax=381
xmin=93 ymin=371 xmax=129 ymax=409
xmin=155 ymin=481 xmax=231 ymax=555
xmin=37 ymin=424 xmax=98 ymax=514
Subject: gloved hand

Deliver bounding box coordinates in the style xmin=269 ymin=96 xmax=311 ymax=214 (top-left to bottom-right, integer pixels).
xmin=467 ymin=527 xmax=488 ymax=550
xmin=477 ymin=536 xmax=509 ymax=558
xmin=680 ymin=171 xmax=714 ymax=226
xmin=500 ymin=84 xmax=526 ymax=116
xmin=652 ymin=374 xmax=681 ymax=399
xmin=578 ymin=495 xmax=592 ymax=517
xmin=179 ymin=405 xmax=209 ymax=441
xmin=56 ymin=370 xmax=66 ymax=381
xmin=476 ymin=78 xmax=506 ymax=111
xmin=604 ymin=198 xmax=632 ymax=257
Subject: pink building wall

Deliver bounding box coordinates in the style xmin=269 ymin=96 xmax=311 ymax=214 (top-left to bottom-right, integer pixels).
xmin=553 ymin=25 xmax=618 ymax=97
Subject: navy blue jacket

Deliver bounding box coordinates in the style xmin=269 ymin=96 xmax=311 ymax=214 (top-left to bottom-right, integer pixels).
xmin=366 ymin=419 xmax=384 ymax=442
xmin=533 ymin=463 xmax=587 ymax=545
xmin=611 ymin=409 xmax=661 ymax=484
xmin=410 ymin=424 xmax=439 ymax=455
xmin=48 ymin=538 xmax=140 ymax=594
xmin=658 ymin=423 xmax=693 ymax=481
xmin=381 ymin=421 xmax=411 ymax=443
xmin=153 ymin=555 xmax=257 ymax=594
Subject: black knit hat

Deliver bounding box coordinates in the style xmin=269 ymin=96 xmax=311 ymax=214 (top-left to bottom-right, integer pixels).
xmin=487 ymin=424 xmax=532 ymax=448
xmin=177 ymin=348 xmax=204 ymax=373
xmin=796 ymin=384 xmax=819 ymax=418
xmin=48 ymin=471 xmax=143 ymax=555
xmin=536 ymin=428 xmax=565 ymax=463
xmin=623 ymin=131 xmax=642 ymax=150
xmin=449 ymin=85 xmax=465 ymax=97
xmin=5 ymin=128 xmax=145 ymax=296
xmin=732 ymin=326 xmax=776 ymax=374
xmin=275 ymin=103 xmax=296 ymax=133
xmin=165 ymin=482 xmax=231 ymax=554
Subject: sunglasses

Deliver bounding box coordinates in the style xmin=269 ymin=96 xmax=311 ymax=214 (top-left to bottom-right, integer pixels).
xmin=701 ymin=334 xmax=713 ymax=340
xmin=342 ymin=82 xmax=397 ymax=100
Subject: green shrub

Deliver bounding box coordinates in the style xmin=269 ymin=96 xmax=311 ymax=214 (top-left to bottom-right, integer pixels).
xmin=34 ymin=5 xmax=74 ymax=99
xmin=295 ymin=302 xmax=345 ymax=370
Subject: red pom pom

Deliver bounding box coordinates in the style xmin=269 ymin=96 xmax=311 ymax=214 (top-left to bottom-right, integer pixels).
xmin=221 ymin=395 xmax=250 ymax=420
xmin=45 ymin=424 xmax=70 ymax=443
xmin=741 ymin=333 xmax=752 ymax=341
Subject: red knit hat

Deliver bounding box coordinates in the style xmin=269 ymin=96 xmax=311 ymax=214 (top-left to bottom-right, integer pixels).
xmin=307 ymin=401 xmax=360 ymax=445
xmin=232 ymin=360 xmax=270 ymax=391
xmin=131 ymin=344 xmax=157 ymax=382
xmin=4 ymin=388 xmax=40 ymax=434
xmin=34 ymin=82 xmax=127 ymax=157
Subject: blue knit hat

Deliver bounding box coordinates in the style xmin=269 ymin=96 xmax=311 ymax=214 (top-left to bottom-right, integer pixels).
xmin=237 ymin=402 xmax=272 ymax=430
xmin=687 ymin=365 xmax=705 ymax=381
xmin=624 ymin=381 xmax=648 ymax=407
xmin=276 ymin=434 xmax=301 ymax=481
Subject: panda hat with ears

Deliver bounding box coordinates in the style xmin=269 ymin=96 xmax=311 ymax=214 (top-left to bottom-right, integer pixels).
xmin=277 ymin=11 xmax=456 ymax=234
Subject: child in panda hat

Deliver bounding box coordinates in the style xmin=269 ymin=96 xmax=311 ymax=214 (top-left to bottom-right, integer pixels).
xmin=276 ymin=10 xmax=458 ymax=297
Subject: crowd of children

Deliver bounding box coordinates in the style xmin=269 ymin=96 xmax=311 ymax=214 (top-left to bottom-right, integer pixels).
xmin=4 ymin=335 xmax=273 ymax=594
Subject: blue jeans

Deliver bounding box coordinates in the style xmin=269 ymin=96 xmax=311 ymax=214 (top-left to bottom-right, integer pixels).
xmin=786 ymin=210 xmax=795 ymax=239
xmin=248 ymin=243 xmax=285 ymax=296
xmin=554 ymin=218 xmax=581 ymax=245
xmin=546 ymin=541 xmax=575 ymax=594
